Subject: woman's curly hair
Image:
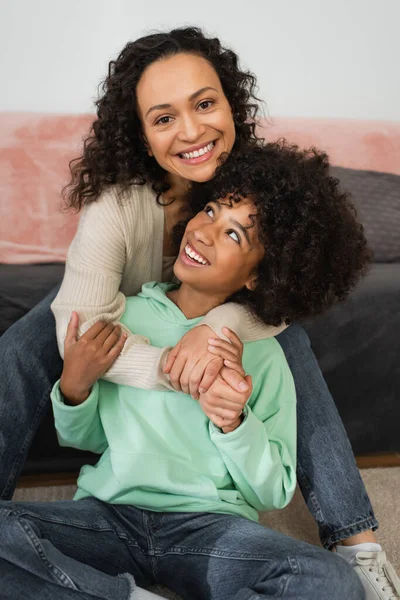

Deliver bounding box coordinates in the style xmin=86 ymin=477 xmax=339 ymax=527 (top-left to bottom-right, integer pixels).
xmin=187 ymin=142 xmax=372 ymax=325
xmin=64 ymin=27 xmax=261 ymax=210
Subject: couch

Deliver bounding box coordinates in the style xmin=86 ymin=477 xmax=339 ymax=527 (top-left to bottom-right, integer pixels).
xmin=0 ymin=113 xmax=399 ymax=476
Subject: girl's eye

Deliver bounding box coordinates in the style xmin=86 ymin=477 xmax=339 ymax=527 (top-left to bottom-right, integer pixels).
xmin=204 ymin=205 xmax=214 ymax=218
xmin=228 ymin=230 xmax=240 ymax=244
xmin=155 ymin=116 xmax=172 ymax=125
xmin=198 ymin=100 xmax=213 ymax=110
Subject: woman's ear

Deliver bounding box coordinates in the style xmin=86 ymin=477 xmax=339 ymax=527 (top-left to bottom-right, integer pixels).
xmin=144 ymin=138 xmax=153 ymax=157
xmin=245 ymin=275 xmax=258 ymax=291
xmin=141 ymin=132 xmax=153 ymax=157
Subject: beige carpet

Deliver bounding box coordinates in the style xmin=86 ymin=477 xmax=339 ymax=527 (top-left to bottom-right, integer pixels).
xmin=13 ymin=467 xmax=400 ymax=600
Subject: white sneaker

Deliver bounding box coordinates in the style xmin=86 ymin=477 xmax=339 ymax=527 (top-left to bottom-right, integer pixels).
xmin=135 ymin=588 xmax=167 ymax=600
xmin=355 ymin=551 xmax=400 ymax=599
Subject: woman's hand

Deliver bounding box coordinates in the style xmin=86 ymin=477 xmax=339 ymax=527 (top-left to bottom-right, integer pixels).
xmin=198 ymin=369 xmax=252 ymax=433
xmin=60 ymin=311 xmax=127 ymax=406
xmin=163 ymin=325 xmax=249 ymax=399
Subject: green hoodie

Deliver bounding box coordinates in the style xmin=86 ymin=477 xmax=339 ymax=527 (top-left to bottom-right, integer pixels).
xmin=51 ymin=282 xmax=297 ymax=522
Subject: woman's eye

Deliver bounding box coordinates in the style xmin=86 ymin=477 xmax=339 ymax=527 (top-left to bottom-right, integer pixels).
xmin=204 ymin=206 xmax=214 ymax=218
xmin=198 ymin=100 xmax=213 ymax=110
xmin=155 ymin=116 xmax=172 ymax=125
xmin=228 ymin=230 xmax=240 ymax=244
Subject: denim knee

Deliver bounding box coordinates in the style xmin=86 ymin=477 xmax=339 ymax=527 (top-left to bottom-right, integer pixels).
xmin=318 ymin=553 xmax=365 ymax=600
xmin=0 ymin=288 xmax=61 ymax=376
xmin=0 ymin=509 xmax=28 ymax=552
xmin=281 ymin=322 xmax=310 ymax=346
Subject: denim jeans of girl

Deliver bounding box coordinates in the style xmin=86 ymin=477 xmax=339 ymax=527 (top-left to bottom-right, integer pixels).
xmin=0 ymin=497 xmax=365 ymax=600
xmin=0 ymin=285 xmax=378 ymax=548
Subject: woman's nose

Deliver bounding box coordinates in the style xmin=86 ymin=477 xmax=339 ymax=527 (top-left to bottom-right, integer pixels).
xmin=178 ymin=114 xmax=206 ymax=142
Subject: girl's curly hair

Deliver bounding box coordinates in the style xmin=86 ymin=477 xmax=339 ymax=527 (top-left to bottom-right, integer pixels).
xmin=64 ymin=27 xmax=261 ymax=210
xmin=187 ymin=142 xmax=372 ymax=325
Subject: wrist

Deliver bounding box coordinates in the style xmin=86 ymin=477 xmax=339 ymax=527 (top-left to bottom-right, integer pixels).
xmin=59 ymin=378 xmax=90 ymax=406
xmin=221 ymin=412 xmax=244 ymax=434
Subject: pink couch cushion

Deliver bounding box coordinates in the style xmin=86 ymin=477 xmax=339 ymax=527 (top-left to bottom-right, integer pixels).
xmin=1 ymin=113 xmax=399 ymax=264
xmin=257 ymin=117 xmax=400 ymax=176
xmin=0 ymin=113 xmax=91 ymax=264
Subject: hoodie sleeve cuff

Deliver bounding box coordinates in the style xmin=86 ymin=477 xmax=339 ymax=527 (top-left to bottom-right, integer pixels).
xmin=51 ymin=379 xmax=100 ymax=415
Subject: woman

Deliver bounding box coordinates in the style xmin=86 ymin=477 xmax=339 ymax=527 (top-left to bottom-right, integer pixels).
xmin=0 ymin=26 xmax=397 ymax=598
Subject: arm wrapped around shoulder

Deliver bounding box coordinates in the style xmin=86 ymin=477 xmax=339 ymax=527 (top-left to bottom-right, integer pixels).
xmin=51 ymin=188 xmax=171 ymax=390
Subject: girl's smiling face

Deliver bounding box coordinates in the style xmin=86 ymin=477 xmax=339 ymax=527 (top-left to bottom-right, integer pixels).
xmin=174 ymin=198 xmax=265 ymax=303
xmin=137 ymin=53 xmax=236 ymax=184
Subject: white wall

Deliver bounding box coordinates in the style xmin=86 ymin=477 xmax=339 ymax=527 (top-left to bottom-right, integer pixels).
xmin=1 ymin=0 xmax=399 ymax=119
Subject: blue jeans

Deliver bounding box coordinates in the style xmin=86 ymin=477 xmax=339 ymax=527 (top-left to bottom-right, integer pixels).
xmin=0 ymin=287 xmax=378 ymax=548
xmin=0 ymin=497 xmax=365 ymax=599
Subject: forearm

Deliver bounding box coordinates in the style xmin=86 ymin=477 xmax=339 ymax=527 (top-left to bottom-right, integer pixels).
xmin=51 ymin=380 xmax=107 ymax=453
xmin=52 ymin=263 xmax=173 ymax=390
xmin=198 ymin=302 xmax=288 ymax=342
xmin=101 ymin=341 xmax=172 ymax=389
xmin=210 ymin=405 xmax=296 ymax=511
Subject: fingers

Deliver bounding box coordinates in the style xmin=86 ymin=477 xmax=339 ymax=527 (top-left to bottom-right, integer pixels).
xmin=208 ymin=330 xmax=244 ymax=368
xmin=207 ymin=339 xmax=240 ymax=364
xmin=220 ymin=366 xmax=250 ymax=394
xmin=178 ymin=360 xmax=198 ymax=395
xmin=80 ymin=320 xmax=110 ymax=341
xmin=222 ymin=359 xmax=245 ymax=377
xmin=102 ymin=325 xmax=122 ymax=353
xmin=79 ymin=321 xmax=124 ymax=349
xmin=245 ymin=374 xmax=253 ymax=391
xmin=208 ymin=413 xmax=225 ymax=429
xmin=168 ymin=354 xmax=187 ymax=392
xmin=203 ymin=394 xmax=244 ymax=411
xmin=163 ymin=341 xmax=181 ymax=374
xmin=208 ymin=336 xmax=241 ymax=356
xmin=188 ymin=361 xmax=205 ymax=400
xmin=208 ymin=409 xmax=241 ymax=429
xmin=95 ymin=323 xmax=118 ymax=346
xmin=198 ymin=357 xmax=224 ymax=394
xmin=222 ymin=327 xmax=243 ymax=351
xmin=65 ymin=311 xmax=79 ymax=348
xmin=107 ymin=330 xmax=128 ymax=361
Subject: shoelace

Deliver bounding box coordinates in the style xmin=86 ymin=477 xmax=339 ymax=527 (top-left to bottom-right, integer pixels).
xmin=356 ymin=551 xmax=400 ymax=599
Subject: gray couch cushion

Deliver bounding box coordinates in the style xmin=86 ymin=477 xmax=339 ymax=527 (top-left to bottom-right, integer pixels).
xmin=0 ymin=263 xmax=65 ymax=336
xmin=330 ymin=167 xmax=400 ymax=263
xmin=302 ymin=262 xmax=400 ymax=454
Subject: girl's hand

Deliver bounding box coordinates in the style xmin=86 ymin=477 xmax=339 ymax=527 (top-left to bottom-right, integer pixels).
xmin=198 ymin=370 xmax=252 ymax=433
xmin=60 ymin=311 xmax=127 ymax=405
xmin=163 ymin=325 xmax=249 ymax=399
xmin=207 ymin=327 xmax=245 ymax=376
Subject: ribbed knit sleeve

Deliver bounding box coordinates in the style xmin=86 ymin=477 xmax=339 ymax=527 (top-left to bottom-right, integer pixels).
xmin=197 ymin=303 xmax=288 ymax=341
xmin=51 ymin=187 xmax=171 ymax=390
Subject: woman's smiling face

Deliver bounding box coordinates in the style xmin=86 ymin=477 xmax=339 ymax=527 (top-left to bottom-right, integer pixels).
xmin=136 ymin=53 xmax=236 ymax=184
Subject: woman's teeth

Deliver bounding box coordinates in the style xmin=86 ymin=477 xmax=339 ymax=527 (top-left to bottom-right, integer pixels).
xmin=180 ymin=141 xmax=215 ymax=160
xmin=184 ymin=244 xmax=208 ymax=265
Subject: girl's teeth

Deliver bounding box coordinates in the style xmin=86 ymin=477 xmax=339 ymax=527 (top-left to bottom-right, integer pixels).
xmin=185 ymin=244 xmax=207 ymax=264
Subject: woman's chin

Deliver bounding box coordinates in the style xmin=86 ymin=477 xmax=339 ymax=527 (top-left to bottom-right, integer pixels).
xmin=171 ymin=155 xmax=221 ymax=183
xmin=183 ymin=163 xmax=217 ymax=183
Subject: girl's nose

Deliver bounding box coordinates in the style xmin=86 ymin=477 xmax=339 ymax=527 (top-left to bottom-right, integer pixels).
xmin=193 ymin=224 xmax=213 ymax=246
